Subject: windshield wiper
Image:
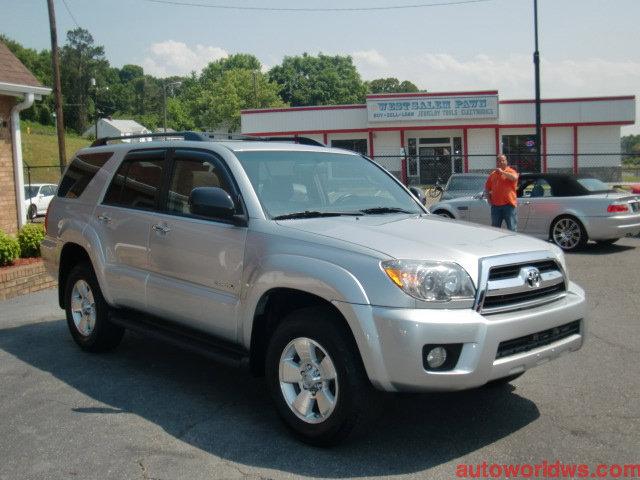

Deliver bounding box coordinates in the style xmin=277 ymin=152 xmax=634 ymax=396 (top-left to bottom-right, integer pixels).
xmin=359 ymin=207 xmax=415 ymax=215
xmin=272 ymin=210 xmax=361 ymax=220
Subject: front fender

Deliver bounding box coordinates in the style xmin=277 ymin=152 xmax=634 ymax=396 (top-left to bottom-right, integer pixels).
xmin=239 ymin=254 xmax=370 ymax=349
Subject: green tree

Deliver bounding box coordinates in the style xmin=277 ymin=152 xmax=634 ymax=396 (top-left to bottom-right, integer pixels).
xmin=268 ymin=53 xmax=367 ymax=106
xmin=60 ymin=28 xmax=109 ymax=133
xmin=198 ymin=68 xmax=285 ymax=131
xmin=366 ymin=77 xmax=419 ymax=94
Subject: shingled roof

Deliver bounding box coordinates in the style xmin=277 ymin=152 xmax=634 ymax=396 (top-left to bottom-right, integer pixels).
xmin=0 ymin=41 xmax=43 ymax=88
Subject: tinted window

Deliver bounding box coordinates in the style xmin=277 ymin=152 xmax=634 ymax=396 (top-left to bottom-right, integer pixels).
xmin=167 ymin=153 xmax=232 ymax=216
xmin=58 ymin=152 xmax=113 ymax=198
xmin=103 ymin=151 xmax=165 ymax=210
xmin=519 ymin=178 xmax=553 ymax=198
xmin=41 ymin=185 xmax=55 ymax=196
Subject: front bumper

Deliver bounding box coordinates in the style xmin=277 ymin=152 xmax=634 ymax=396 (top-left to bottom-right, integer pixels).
xmin=334 ymin=281 xmax=586 ymax=392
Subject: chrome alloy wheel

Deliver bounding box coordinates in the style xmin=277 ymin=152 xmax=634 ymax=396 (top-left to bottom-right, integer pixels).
xmin=552 ymin=217 xmax=582 ymax=250
xmin=279 ymin=337 xmax=338 ymax=424
xmin=70 ymin=279 xmax=96 ymax=337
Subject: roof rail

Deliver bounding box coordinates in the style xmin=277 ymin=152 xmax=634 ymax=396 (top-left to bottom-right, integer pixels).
xmin=203 ymin=133 xmax=326 ymax=147
xmin=90 ymin=131 xmax=326 ymax=148
xmin=90 ymin=131 xmax=208 ymax=147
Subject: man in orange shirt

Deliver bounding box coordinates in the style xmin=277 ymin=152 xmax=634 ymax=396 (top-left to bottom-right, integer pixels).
xmin=484 ymin=154 xmax=519 ymax=231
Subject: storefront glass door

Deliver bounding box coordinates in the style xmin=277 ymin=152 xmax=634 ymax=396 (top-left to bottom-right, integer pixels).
xmin=418 ymin=146 xmax=452 ymax=184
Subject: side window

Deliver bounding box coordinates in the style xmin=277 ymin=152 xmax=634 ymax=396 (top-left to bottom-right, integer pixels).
xmin=103 ymin=150 xmax=165 ymax=210
xmin=519 ymin=178 xmax=553 ymax=198
xmin=166 ymin=152 xmax=232 ymax=216
xmin=42 ymin=185 xmax=54 ymax=196
xmin=57 ymin=151 xmax=113 ymax=199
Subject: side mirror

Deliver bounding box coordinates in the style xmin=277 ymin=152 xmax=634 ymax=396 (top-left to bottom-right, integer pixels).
xmin=189 ymin=187 xmax=242 ymax=224
xmin=409 ymin=186 xmax=427 ymax=206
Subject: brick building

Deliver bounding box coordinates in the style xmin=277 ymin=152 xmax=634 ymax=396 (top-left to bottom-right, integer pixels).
xmin=0 ymin=41 xmax=51 ymax=234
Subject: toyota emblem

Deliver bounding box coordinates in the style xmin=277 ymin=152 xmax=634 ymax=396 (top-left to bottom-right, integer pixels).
xmin=524 ymin=267 xmax=542 ymax=288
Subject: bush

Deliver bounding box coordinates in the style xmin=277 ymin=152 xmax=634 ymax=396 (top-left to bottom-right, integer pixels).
xmin=0 ymin=231 xmax=21 ymax=266
xmin=17 ymin=223 xmax=45 ymax=258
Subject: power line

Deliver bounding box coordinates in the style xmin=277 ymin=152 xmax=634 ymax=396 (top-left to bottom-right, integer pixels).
xmin=139 ymin=0 xmax=491 ymax=12
xmin=61 ymin=0 xmax=81 ymax=28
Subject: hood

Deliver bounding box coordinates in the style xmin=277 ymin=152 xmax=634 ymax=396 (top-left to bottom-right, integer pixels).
xmin=276 ymin=214 xmax=559 ymax=283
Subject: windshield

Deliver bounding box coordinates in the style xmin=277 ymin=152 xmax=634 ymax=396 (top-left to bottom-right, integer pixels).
xmin=24 ymin=186 xmax=39 ymax=198
xmin=446 ymin=175 xmax=487 ymax=192
xmin=576 ymin=178 xmax=610 ymax=192
xmin=235 ymin=151 xmax=422 ymax=218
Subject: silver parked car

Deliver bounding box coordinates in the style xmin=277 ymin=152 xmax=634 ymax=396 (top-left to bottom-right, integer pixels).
xmin=430 ymin=173 xmax=640 ymax=251
xmin=440 ymin=173 xmax=488 ymax=201
xmin=42 ymin=133 xmax=586 ymax=445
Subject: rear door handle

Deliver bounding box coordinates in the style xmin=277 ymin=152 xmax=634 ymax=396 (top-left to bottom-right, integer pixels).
xmin=152 ymin=224 xmax=171 ymax=234
xmin=97 ymin=214 xmax=112 ymax=223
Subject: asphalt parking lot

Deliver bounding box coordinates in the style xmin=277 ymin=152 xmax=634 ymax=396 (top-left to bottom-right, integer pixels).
xmin=1 ymin=238 xmax=639 ymax=480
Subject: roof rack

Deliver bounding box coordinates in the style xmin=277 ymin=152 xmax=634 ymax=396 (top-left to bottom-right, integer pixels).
xmin=90 ymin=131 xmax=208 ymax=147
xmin=90 ymin=131 xmax=326 ymax=148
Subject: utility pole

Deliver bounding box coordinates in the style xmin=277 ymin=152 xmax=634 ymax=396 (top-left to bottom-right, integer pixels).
xmin=47 ymin=0 xmax=67 ymax=173
xmin=533 ymin=0 xmax=542 ymax=172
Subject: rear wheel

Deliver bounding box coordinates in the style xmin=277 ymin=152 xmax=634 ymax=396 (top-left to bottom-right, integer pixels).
xmin=64 ymin=263 xmax=124 ymax=352
xmin=550 ymin=215 xmax=587 ymax=251
xmin=265 ymin=307 xmax=380 ymax=446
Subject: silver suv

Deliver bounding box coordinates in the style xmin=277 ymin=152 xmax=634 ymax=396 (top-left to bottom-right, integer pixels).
xmin=42 ymin=132 xmax=586 ymax=446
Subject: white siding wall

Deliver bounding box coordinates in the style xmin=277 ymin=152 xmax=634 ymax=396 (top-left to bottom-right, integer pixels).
xmin=242 ymin=107 xmax=368 ymax=134
xmin=578 ymin=125 xmax=620 ymax=167
xmin=467 ymin=128 xmax=495 ymax=171
xmin=372 ymin=130 xmax=402 ymax=173
xmin=546 ymin=127 xmax=573 ymax=170
xmin=499 ymin=98 xmax=635 ymax=125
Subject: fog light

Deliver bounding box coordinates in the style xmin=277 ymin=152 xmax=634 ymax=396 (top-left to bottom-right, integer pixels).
xmin=426 ymin=346 xmax=447 ymax=369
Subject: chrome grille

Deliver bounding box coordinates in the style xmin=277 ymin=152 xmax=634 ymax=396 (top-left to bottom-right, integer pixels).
xmin=478 ymin=255 xmax=566 ymax=315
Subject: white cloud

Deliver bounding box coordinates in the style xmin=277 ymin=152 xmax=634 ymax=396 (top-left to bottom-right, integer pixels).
xmin=352 ymin=49 xmax=388 ymax=69
xmin=142 ymin=40 xmax=228 ymax=77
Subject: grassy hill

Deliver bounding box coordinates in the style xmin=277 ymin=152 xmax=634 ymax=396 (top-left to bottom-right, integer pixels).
xmin=21 ymin=121 xmax=90 ymax=184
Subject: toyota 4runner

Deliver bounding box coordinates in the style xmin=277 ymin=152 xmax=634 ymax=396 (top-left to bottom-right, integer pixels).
xmin=42 ymin=132 xmax=586 ymax=446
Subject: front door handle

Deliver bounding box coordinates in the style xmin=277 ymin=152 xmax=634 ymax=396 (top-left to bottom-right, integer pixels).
xmin=97 ymin=214 xmax=112 ymax=223
xmin=152 ymin=224 xmax=171 ymax=234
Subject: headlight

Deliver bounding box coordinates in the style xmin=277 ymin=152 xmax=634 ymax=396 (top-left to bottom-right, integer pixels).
xmin=381 ymin=260 xmax=476 ymax=302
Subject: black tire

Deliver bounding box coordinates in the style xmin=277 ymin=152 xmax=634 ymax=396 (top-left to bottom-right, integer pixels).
xmin=550 ymin=215 xmax=588 ymax=251
xmin=485 ymin=372 xmax=524 ymax=387
xmin=64 ymin=262 xmax=124 ymax=352
xmin=596 ymin=238 xmax=620 ymax=246
xmin=433 ymin=210 xmax=454 ymax=219
xmin=27 ymin=204 xmax=37 ymax=220
xmin=265 ymin=306 xmax=381 ymax=446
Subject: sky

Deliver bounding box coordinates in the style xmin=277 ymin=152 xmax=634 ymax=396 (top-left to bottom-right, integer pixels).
xmin=1 ymin=0 xmax=639 ymax=134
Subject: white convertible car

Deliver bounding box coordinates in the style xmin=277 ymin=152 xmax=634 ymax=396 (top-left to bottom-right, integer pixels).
xmin=430 ymin=173 xmax=640 ymax=251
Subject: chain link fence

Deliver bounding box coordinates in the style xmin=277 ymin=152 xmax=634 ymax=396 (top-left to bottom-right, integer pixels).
xmin=371 ymin=153 xmax=640 ymax=186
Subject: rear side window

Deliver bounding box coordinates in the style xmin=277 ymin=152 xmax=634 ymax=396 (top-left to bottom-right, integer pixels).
xmin=57 ymin=152 xmax=113 ymax=198
xmin=103 ymin=150 xmax=165 ymax=210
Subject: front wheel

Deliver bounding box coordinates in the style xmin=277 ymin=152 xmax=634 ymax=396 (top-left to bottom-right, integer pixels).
xmin=265 ymin=307 xmax=380 ymax=446
xmin=27 ymin=204 xmax=37 ymax=220
xmin=550 ymin=216 xmax=587 ymax=251
xmin=64 ymin=263 xmax=124 ymax=352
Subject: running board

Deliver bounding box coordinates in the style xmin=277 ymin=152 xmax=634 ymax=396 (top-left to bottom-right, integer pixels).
xmin=109 ymin=310 xmax=250 ymax=369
